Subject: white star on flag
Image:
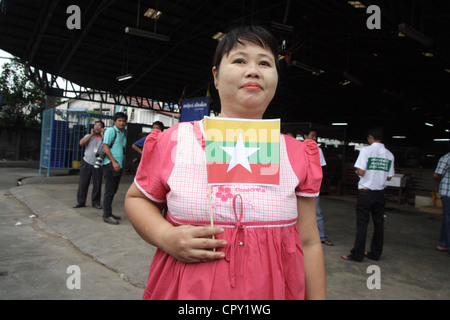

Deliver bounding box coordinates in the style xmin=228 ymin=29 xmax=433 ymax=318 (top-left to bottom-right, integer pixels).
xmin=220 ymin=133 xmax=259 ymax=173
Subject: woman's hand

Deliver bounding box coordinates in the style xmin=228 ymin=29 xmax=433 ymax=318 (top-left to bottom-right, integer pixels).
xmin=125 ymin=183 xmax=227 ymax=263
xmin=160 ymin=225 xmax=227 ymax=263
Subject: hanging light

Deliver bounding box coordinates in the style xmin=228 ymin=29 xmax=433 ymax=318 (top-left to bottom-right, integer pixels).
xmin=125 ymin=27 xmax=170 ymax=42
xmin=116 ymin=74 xmax=133 ymax=82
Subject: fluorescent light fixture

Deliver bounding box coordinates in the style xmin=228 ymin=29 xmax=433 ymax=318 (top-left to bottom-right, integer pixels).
xmin=116 ymin=74 xmax=133 ymax=81
xmin=125 ymin=27 xmax=170 ymax=42
xmin=332 ymin=123 xmax=348 ymax=126
xmin=434 ymin=139 xmax=450 ymax=142
xmin=392 ymin=136 xmax=407 ymax=139
xmin=347 ymin=1 xmax=366 ymax=9
xmin=425 ymin=122 xmax=434 ymax=127
xmin=292 ymin=61 xmax=324 ymax=75
xmin=212 ymin=32 xmax=226 ymax=41
xmin=143 ymin=8 xmax=163 ymax=20
xmin=340 ymin=80 xmax=351 ymax=86
xmin=398 ymin=23 xmax=433 ymax=46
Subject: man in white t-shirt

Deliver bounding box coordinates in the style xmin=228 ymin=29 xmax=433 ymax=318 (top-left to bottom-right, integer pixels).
xmin=342 ymin=128 xmax=395 ymax=262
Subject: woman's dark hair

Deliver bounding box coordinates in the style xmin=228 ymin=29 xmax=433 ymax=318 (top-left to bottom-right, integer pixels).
xmin=213 ymin=25 xmax=279 ymax=73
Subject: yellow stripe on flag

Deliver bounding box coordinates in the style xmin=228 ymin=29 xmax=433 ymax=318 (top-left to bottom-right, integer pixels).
xmin=204 ymin=117 xmax=280 ymax=143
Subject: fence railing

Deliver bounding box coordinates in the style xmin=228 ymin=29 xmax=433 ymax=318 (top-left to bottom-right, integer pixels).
xmin=39 ymin=109 xmax=114 ymax=176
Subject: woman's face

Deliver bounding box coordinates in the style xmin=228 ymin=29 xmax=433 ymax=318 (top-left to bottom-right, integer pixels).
xmin=213 ymin=40 xmax=278 ymax=119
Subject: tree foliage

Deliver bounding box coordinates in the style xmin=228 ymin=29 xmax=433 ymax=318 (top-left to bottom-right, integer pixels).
xmin=0 ymin=57 xmax=46 ymax=127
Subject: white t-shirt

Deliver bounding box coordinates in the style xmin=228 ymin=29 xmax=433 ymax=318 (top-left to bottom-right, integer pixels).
xmin=319 ymin=147 xmax=326 ymax=167
xmin=354 ymin=142 xmax=395 ymax=190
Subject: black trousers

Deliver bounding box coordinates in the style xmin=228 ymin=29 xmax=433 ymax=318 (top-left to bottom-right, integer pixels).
xmin=350 ymin=190 xmax=385 ymax=261
xmin=102 ymin=163 xmax=122 ymax=218
xmin=76 ymin=159 xmax=103 ymax=206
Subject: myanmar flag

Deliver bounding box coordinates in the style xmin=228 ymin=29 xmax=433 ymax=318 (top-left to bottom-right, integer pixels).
xmin=204 ymin=116 xmax=280 ymax=186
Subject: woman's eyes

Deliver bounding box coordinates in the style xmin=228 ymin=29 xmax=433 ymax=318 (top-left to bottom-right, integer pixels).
xmin=232 ymin=59 xmax=271 ymax=67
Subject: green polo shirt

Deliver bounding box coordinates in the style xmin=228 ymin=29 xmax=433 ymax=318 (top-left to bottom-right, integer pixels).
xmin=102 ymin=126 xmax=127 ymax=168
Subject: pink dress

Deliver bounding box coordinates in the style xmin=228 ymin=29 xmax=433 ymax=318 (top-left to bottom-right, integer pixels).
xmin=135 ymin=121 xmax=322 ymax=300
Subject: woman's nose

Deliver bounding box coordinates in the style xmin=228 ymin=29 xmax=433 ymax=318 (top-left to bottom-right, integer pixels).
xmin=245 ymin=64 xmax=260 ymax=78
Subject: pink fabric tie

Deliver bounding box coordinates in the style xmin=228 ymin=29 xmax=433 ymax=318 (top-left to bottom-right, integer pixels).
xmin=225 ymin=194 xmax=248 ymax=288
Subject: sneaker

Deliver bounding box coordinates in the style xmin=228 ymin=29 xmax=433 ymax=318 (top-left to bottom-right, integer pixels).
xmin=103 ymin=216 xmax=119 ymax=225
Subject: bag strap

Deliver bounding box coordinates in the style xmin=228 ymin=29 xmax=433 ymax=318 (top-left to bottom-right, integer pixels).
xmin=105 ymin=128 xmax=118 ymax=148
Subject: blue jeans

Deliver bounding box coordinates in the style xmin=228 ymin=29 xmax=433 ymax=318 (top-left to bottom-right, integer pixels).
xmin=437 ymin=196 xmax=450 ymax=249
xmin=316 ymin=197 xmax=328 ymax=241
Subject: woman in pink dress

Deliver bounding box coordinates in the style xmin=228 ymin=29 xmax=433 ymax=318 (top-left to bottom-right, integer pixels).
xmin=125 ymin=25 xmax=326 ymax=300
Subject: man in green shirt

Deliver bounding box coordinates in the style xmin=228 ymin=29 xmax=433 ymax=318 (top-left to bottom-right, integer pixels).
xmin=102 ymin=112 xmax=127 ymax=225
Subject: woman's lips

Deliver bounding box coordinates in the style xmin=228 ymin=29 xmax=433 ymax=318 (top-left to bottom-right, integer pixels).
xmin=241 ymin=82 xmax=262 ymax=90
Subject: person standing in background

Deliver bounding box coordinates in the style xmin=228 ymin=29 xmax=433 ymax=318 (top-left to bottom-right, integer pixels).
xmin=433 ymin=152 xmax=450 ymax=255
xmin=73 ymin=120 xmax=105 ymax=209
xmin=102 ymin=112 xmax=127 ymax=225
xmin=342 ymin=128 xmax=395 ymax=262
xmin=302 ymin=128 xmax=333 ymax=246
xmin=132 ymin=121 xmax=165 ymax=155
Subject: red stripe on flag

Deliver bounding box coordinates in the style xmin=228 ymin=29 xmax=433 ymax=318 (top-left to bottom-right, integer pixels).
xmin=207 ymin=163 xmax=280 ymax=185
